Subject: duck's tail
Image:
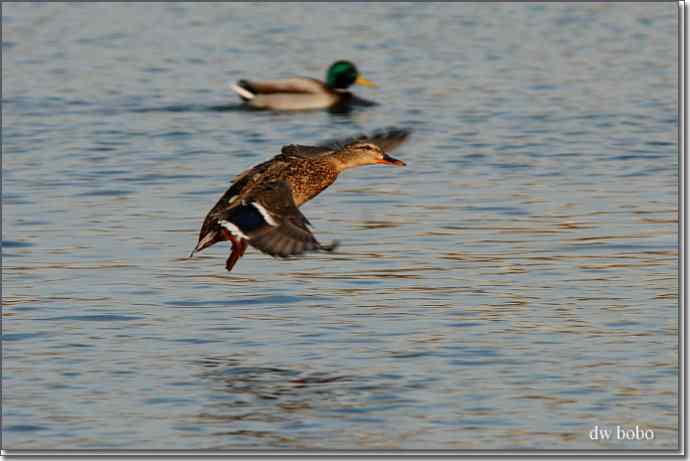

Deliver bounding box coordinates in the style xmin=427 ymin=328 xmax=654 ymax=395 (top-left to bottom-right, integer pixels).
xmin=190 ymin=228 xmax=220 ymax=258
xmin=230 ymin=80 xmax=256 ymax=101
xmin=190 ymin=212 xmax=226 ymax=258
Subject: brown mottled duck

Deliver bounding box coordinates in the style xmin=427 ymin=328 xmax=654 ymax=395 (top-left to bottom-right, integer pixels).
xmin=230 ymin=60 xmax=377 ymax=111
xmin=191 ymin=128 xmax=410 ymax=272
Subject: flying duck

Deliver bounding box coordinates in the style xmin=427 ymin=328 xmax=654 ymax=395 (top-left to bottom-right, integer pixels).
xmin=191 ymin=128 xmax=410 ymax=272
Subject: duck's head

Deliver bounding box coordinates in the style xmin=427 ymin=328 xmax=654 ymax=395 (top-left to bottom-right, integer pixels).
xmin=325 ymin=61 xmax=377 ymax=90
xmin=334 ymin=142 xmax=406 ymax=170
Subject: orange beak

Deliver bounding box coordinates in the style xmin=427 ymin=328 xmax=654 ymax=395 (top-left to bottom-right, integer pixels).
xmin=377 ymin=153 xmax=406 ymax=167
xmin=355 ymin=74 xmax=378 ymax=88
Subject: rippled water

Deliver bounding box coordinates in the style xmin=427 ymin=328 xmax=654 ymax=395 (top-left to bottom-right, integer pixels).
xmin=2 ymin=3 xmax=679 ymax=451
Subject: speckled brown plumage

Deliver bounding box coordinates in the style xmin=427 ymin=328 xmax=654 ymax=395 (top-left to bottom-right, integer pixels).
xmin=191 ymin=127 xmax=410 ymax=272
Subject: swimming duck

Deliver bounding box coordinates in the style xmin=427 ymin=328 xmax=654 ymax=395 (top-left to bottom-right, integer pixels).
xmin=230 ymin=60 xmax=377 ymax=111
xmin=191 ymin=128 xmax=410 ymax=272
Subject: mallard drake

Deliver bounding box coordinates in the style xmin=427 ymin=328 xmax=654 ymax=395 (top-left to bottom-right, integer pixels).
xmin=230 ymin=60 xmax=377 ymax=111
xmin=191 ymin=128 xmax=410 ymax=272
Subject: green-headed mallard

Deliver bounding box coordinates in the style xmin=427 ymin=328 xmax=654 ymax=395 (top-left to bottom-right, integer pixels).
xmin=230 ymin=60 xmax=377 ymax=111
xmin=191 ymin=128 xmax=410 ymax=272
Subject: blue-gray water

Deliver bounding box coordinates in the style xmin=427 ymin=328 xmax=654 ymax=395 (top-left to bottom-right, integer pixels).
xmin=2 ymin=3 xmax=679 ymax=451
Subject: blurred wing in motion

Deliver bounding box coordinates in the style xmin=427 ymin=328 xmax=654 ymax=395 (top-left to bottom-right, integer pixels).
xmin=319 ymin=126 xmax=412 ymax=153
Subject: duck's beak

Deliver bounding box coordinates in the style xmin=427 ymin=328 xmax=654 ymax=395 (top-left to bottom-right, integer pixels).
xmin=355 ymin=74 xmax=378 ymax=88
xmin=377 ymin=153 xmax=406 ymax=167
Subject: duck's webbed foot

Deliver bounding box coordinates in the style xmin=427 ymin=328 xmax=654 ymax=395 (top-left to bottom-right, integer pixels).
xmin=222 ymin=229 xmax=248 ymax=272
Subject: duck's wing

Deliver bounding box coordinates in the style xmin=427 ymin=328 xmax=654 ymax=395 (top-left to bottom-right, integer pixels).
xmin=228 ymin=157 xmax=276 ymax=188
xmin=278 ymin=127 xmax=412 ymax=160
xmin=215 ymin=180 xmax=336 ymax=258
xmin=192 ymin=157 xmax=283 ymax=255
xmin=231 ymin=77 xmax=327 ymax=98
xmin=319 ymin=127 xmax=412 ymax=153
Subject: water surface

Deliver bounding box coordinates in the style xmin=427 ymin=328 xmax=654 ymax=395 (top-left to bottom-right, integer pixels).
xmin=2 ymin=2 xmax=679 ymax=451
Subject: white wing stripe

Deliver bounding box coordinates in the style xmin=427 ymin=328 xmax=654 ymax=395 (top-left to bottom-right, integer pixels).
xmin=219 ymin=220 xmax=249 ymax=240
xmin=252 ymin=202 xmax=278 ymax=227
